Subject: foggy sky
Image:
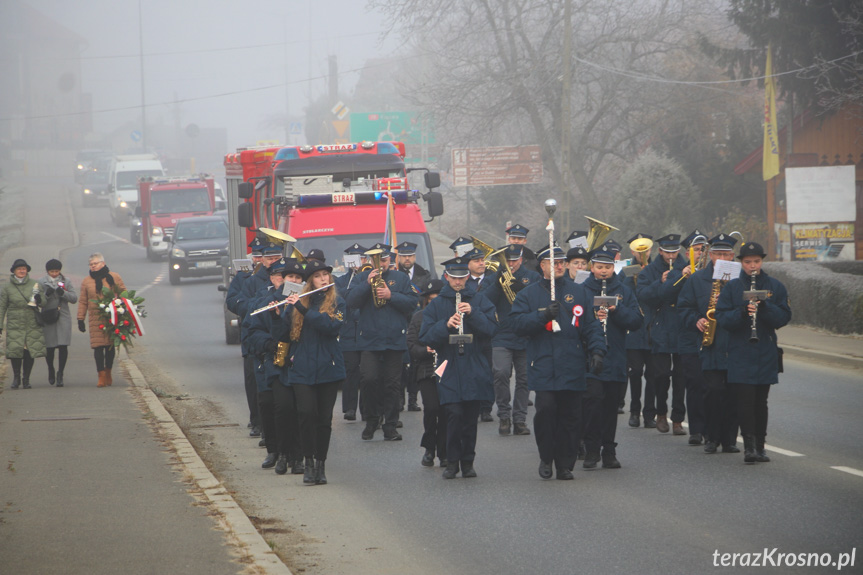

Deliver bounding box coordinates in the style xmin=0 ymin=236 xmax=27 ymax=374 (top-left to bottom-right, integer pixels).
xmin=27 ymin=0 xmax=400 ymax=150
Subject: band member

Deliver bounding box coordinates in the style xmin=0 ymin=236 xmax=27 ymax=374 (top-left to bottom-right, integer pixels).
xmin=621 ymin=233 xmax=654 ymax=428
xmin=408 ymin=279 xmax=448 ymax=467
xmin=511 ymin=244 xmax=606 ymax=480
xmin=678 ymin=230 xmax=709 ymax=444
xmin=449 ymin=236 xmax=474 ymax=257
xmin=484 ymin=244 xmax=541 ymax=436
xmin=346 ymin=243 xmax=418 ymax=441
xmin=566 ymin=247 xmax=590 ymax=283
xmin=678 ymin=234 xmax=740 ymax=454
xmin=715 ymin=242 xmax=790 ymax=463
xmin=636 ymin=234 xmax=692 ymax=434
xmin=463 ymin=247 xmax=496 ymax=422
xmin=419 ymin=257 xmax=498 ymax=479
xmin=306 ymin=248 xmax=326 ymax=264
xmin=283 ymin=260 xmax=345 ymax=484
xmin=38 ymin=259 xmax=78 ymax=387
xmin=506 ymin=224 xmax=537 ymax=271
xmin=335 ymin=243 xmax=367 ymax=421
xmin=581 ymin=244 xmax=643 ymax=468
xmin=396 ymin=241 xmax=431 ymax=289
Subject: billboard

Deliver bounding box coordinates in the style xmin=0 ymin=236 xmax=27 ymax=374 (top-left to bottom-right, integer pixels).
xmin=786 ymin=165 xmax=856 ymax=223
xmin=451 ymin=145 xmax=543 ymax=187
xmin=790 ymin=222 xmax=855 ymax=261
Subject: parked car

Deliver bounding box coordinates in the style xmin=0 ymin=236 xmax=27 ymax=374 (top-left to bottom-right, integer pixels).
xmin=167 ymin=216 xmax=229 ymax=285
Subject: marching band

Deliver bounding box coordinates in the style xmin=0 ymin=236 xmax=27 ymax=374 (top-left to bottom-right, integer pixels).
xmin=231 ymin=216 xmax=790 ymax=484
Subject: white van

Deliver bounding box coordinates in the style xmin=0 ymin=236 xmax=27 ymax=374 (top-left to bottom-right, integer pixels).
xmin=107 ymin=154 xmax=165 ymax=226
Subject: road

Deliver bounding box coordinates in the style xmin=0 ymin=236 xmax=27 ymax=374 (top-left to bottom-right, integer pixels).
xmin=64 ymin=183 xmax=863 ymax=575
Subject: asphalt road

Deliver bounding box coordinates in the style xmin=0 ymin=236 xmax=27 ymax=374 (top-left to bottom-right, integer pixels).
xmin=65 ymin=190 xmax=863 ymax=575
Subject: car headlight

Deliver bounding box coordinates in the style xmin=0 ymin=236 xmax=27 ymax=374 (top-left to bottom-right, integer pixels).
xmin=152 ymin=227 xmax=163 ymax=236
xmin=77 ymin=164 xmax=84 ymax=170
xmin=172 ymin=247 xmax=186 ymax=258
xmin=84 ymin=188 xmax=91 ymax=194
xmin=119 ymin=201 xmax=127 ymax=208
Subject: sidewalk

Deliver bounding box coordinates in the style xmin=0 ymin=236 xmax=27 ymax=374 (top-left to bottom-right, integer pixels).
xmin=779 ymin=325 xmax=863 ymax=371
xmin=0 ymin=178 xmax=289 ymax=575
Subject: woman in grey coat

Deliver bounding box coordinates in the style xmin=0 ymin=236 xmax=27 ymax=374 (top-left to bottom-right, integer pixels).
xmin=38 ymin=259 xmax=78 ymax=387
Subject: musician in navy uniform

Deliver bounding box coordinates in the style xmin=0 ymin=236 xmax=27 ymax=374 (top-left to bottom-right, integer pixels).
xmin=419 ymin=258 xmax=498 ymax=479
xmin=636 ymin=233 xmax=692 ymax=434
xmin=581 ymin=243 xmax=643 ymax=469
xmin=335 ymin=243 xmax=367 ymax=421
xmin=715 ymin=242 xmax=790 ymax=463
xmin=396 ymin=241 xmax=431 ymax=289
xmin=620 ymin=233 xmax=654 ymax=428
xmin=464 ymin=246 xmax=496 ymax=422
xmin=346 ymin=243 xmax=419 ymax=441
xmin=484 ymin=244 xmax=542 ymax=436
xmin=510 ymin=244 xmax=606 ymax=480
xmin=679 ymin=234 xmax=740 ymax=454
xmin=566 ymin=246 xmax=590 ymax=283
xmin=506 ymin=224 xmax=536 ymax=272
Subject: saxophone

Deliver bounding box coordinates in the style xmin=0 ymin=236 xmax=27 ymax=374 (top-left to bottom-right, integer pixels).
xmin=273 ymin=341 xmax=290 ymax=367
xmin=701 ymin=280 xmax=723 ymax=348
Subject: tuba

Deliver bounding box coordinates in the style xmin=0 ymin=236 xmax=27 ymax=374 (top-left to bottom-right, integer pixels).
xmin=366 ymin=248 xmax=387 ymax=308
xmin=630 ymin=237 xmax=653 ymax=268
xmin=585 ymin=216 xmax=619 ymax=251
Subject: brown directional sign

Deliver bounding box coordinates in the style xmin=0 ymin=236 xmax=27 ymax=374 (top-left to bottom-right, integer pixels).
xmin=451 ymin=145 xmax=543 ymax=187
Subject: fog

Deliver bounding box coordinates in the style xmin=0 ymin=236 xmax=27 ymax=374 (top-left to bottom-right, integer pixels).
xmin=23 ymin=0 xmax=400 ymax=151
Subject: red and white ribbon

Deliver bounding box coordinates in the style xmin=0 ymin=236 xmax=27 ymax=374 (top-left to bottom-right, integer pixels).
xmin=108 ymin=298 xmax=145 ymax=337
xmin=572 ymin=304 xmax=584 ymax=327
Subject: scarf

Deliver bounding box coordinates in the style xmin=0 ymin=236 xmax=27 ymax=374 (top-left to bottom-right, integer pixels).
xmin=11 ymin=274 xmax=28 ymax=285
xmin=90 ymin=265 xmax=115 ymax=294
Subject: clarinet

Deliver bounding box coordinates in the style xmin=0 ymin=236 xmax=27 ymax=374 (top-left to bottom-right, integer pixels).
xmin=455 ymin=290 xmax=465 ymax=356
xmin=599 ymin=278 xmax=608 ymax=339
xmin=748 ymin=271 xmax=759 ymax=344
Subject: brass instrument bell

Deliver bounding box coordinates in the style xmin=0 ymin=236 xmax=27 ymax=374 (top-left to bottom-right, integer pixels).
xmin=585 ymin=216 xmax=619 ymax=251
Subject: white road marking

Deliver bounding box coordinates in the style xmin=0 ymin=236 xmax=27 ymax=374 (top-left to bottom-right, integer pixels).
xmin=678 ymin=421 xmax=805 ymax=457
xmin=831 ymin=466 xmax=863 ymax=479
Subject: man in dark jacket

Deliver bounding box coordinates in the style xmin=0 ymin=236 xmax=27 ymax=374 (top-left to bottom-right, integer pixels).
xmin=346 ymin=243 xmax=419 ymax=441
xmin=582 ymin=243 xmax=643 ymax=469
xmin=419 ymin=258 xmax=498 ymax=479
xmin=636 ymin=234 xmax=692 ymax=434
xmin=679 ymin=233 xmax=740 ymax=454
xmin=506 ymin=224 xmax=537 ymax=273
xmin=621 ymin=233 xmax=653 ymax=428
xmin=395 ymin=240 xmax=430 ymax=412
xmin=715 ymin=242 xmax=791 ymax=463
xmin=335 ymin=243 xmax=367 ymax=421
xmin=511 ymin=244 xmax=606 ymax=480
xmin=464 ymin=246 xmax=496 ymax=422
xmin=484 ymin=244 xmax=541 ymax=436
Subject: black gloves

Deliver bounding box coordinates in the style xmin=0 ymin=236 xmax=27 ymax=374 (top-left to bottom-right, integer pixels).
xmin=45 ymin=286 xmax=55 ymax=297
xmin=56 ymin=287 xmax=65 ymax=297
xmin=543 ymin=301 xmax=560 ymax=321
xmin=78 ymin=319 xmax=86 ymax=333
xmin=589 ymin=352 xmax=604 ymax=375
xmin=264 ymin=340 xmax=278 ymax=354
xmin=34 ymin=293 xmax=42 ymax=305
xmin=294 ymin=301 xmax=308 ymax=315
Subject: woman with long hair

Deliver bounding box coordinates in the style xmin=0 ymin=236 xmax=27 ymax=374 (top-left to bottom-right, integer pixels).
xmin=283 ymin=259 xmax=345 ymax=485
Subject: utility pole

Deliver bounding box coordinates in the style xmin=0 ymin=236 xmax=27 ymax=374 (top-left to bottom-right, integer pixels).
xmin=138 ymin=0 xmax=147 ymax=152
xmin=560 ymin=0 xmax=572 ymax=235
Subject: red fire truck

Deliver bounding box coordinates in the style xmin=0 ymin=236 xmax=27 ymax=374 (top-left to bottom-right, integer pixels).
xmin=135 ymin=176 xmax=217 ymax=261
xmin=218 ymin=141 xmax=443 ymax=344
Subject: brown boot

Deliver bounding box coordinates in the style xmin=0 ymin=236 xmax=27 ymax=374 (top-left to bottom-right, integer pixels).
xmin=97 ymin=370 xmax=107 ymax=387
xmin=105 ymin=369 xmax=113 ymax=386
xmin=656 ymin=414 xmax=670 ymax=433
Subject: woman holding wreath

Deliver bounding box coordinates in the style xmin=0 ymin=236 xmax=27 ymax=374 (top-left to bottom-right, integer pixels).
xmin=77 ymin=253 xmax=126 ymax=387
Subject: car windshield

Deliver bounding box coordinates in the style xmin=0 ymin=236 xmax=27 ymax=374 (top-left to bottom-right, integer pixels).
xmin=117 ymin=170 xmax=163 ymax=190
xmin=85 ymin=171 xmax=108 ymax=185
xmin=151 ymin=188 xmax=210 ymax=214
xmin=175 ymin=220 xmax=228 ymax=241
xmin=293 ymin=232 xmax=433 ymax=277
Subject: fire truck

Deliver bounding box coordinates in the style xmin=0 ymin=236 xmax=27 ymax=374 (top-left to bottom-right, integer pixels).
xmin=218 ymin=141 xmax=443 ymax=344
xmin=134 ymin=176 xmax=217 ymax=261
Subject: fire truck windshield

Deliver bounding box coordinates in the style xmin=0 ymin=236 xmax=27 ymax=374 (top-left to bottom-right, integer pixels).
xmin=151 ymin=188 xmax=210 ymax=214
xmin=294 ymin=232 xmax=432 ymax=278
xmin=117 ymin=170 xmax=164 ymax=190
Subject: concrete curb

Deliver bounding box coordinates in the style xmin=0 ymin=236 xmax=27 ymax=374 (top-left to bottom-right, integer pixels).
xmin=121 ymin=358 xmax=293 ymax=575
xmin=781 ymin=345 xmax=863 ymax=371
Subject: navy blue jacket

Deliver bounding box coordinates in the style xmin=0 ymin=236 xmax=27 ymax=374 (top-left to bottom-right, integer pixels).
xmin=238 ymin=265 xmax=272 ymax=357
xmin=400 ymin=263 xmax=432 ymax=293
xmin=636 ymin=253 xmax=687 ymax=354
xmin=715 ymin=270 xmax=791 ymax=386
xmin=244 ymin=287 xmax=292 ymax=391
xmin=619 ymin=268 xmax=651 ymax=351
xmin=583 ymin=274 xmax=643 ymax=382
xmin=346 ymin=268 xmax=418 ymax=351
xmin=283 ymin=291 xmax=346 ymax=386
xmin=226 ymin=269 xmax=251 ymax=316
xmin=335 ymin=270 xmax=362 ymax=353
xmin=678 ymin=263 xmax=730 ymax=371
xmin=408 ymin=309 xmax=436 ymax=382
xmin=483 ymin=265 xmax=542 ymax=350
xmin=510 ymin=277 xmax=606 ymax=392
xmin=418 ymin=284 xmax=497 ymax=405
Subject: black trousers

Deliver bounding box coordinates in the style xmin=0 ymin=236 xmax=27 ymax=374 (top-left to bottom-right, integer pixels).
xmin=341 ymin=350 xmax=361 ymax=415
xmin=443 ymin=400 xmax=480 ymax=464
xmin=45 ymin=345 xmax=69 ymax=375
xmin=534 ymin=390 xmax=582 ymax=471
xmin=583 ymin=379 xmax=624 ymax=456
xmin=10 ymin=350 xmax=35 ymax=379
xmin=294 ymin=380 xmax=342 ymax=461
xmin=258 ymin=382 xmax=301 ymax=459
xmin=650 ymin=353 xmax=685 ymax=422
xmin=480 ymin=348 xmax=494 ymax=414
xmin=400 ymin=362 xmax=419 ymax=407
xmin=360 ymin=350 xmax=403 ymax=431
xmin=735 ymin=383 xmax=770 ymax=440
xmin=680 ymin=353 xmax=705 ymax=435
xmin=703 ymin=370 xmax=739 ymax=447
xmin=243 ymin=355 xmax=259 ymax=427
xmin=627 ymin=349 xmax=655 ymax=418
xmin=418 ymin=376 xmax=447 ymax=459
xmin=94 ymin=345 xmax=115 ymax=372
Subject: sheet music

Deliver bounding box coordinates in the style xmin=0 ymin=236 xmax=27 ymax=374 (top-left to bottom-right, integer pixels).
xmin=569 ymin=237 xmax=589 ymax=250
xmin=232 ymin=259 xmax=252 ymax=273
xmin=614 ymin=258 xmax=631 ymax=274
xmin=343 ymin=254 xmax=361 ymax=268
xmin=713 ymin=259 xmax=741 ymax=280
xmin=282 ymin=281 xmax=304 ymax=296
xmin=573 ymin=270 xmax=591 ymax=284
xmin=455 ymin=244 xmax=472 ymax=257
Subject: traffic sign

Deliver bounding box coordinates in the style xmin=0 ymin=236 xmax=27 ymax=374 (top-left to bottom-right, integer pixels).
xmin=130 ymin=130 xmax=142 ymax=142
xmin=451 ymin=145 xmax=543 ymax=187
xmin=289 ymin=121 xmax=303 ymax=135
xmin=350 ymin=111 xmax=435 ymax=146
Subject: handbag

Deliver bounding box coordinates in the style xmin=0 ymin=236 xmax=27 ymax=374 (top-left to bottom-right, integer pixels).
xmin=40 ymin=305 xmax=60 ymax=325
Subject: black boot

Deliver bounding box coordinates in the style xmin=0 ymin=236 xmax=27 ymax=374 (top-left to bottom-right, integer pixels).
xmin=291 ymin=458 xmax=304 ymax=475
xmin=261 ymin=452 xmax=277 ymax=469
xmin=755 ymin=437 xmax=771 ymax=463
xmin=275 ymin=454 xmax=288 ymax=475
xmin=22 ymin=375 xmax=31 ymax=389
xmin=442 ymin=461 xmax=459 ymax=479
xmin=421 ymin=449 xmax=435 ymax=467
xmin=10 ymin=360 xmax=21 ymax=389
xmin=362 ymin=418 xmax=378 ymax=440
xmin=315 ymin=460 xmax=327 ymax=485
xmin=601 ymin=453 xmax=621 ymax=469
xmin=583 ymin=452 xmax=600 ymax=469
xmin=460 ymin=460 xmax=477 ymax=478
xmin=407 ymin=394 xmax=421 ymax=411
xmin=48 ymin=364 xmax=56 ymax=386
xmin=56 ymin=371 xmax=64 ymax=387
xmin=743 ymin=435 xmax=757 ymax=463
xmin=303 ymin=457 xmax=316 ymax=484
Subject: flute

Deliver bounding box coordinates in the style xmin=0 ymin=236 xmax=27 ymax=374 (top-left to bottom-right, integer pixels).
xmin=249 ymin=283 xmax=335 ymax=315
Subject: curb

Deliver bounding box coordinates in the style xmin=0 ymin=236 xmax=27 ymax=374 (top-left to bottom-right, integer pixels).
xmin=121 ymin=358 xmax=293 ymax=575
xmin=781 ymin=345 xmax=863 ymax=371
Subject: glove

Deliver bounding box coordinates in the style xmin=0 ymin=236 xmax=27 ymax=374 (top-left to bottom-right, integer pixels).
xmin=264 ymin=340 xmax=278 ymax=354
xmin=78 ymin=319 xmax=86 ymax=333
xmin=294 ymin=301 xmax=308 ymax=315
xmin=543 ymin=301 xmax=560 ymax=321
xmin=34 ymin=293 xmax=42 ymax=305
xmin=589 ymin=352 xmax=604 ymax=375
xmin=45 ymin=286 xmax=55 ymax=297
xmin=56 ymin=287 xmax=65 ymax=298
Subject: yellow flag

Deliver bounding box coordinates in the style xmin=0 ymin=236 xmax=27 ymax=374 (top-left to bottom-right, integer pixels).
xmin=763 ymin=45 xmax=780 ymax=181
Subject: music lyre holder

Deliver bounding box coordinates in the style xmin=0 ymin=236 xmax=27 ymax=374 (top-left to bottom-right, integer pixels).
xmin=593 ymin=295 xmax=618 ymax=308
xmin=449 ymin=333 xmax=474 ymax=348
xmin=742 ymin=290 xmax=770 ymax=302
